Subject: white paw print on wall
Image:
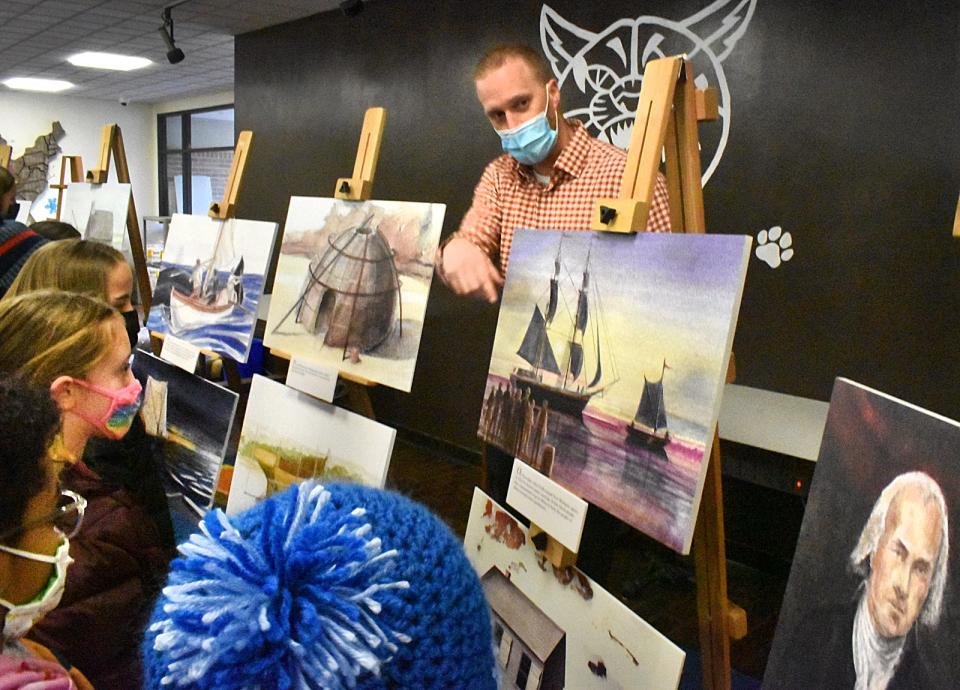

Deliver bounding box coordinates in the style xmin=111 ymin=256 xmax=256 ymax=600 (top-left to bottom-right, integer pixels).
xmin=755 ymin=226 xmax=793 ymax=268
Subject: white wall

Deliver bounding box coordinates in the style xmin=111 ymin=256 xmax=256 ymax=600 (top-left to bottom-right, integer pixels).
xmin=0 ymin=91 xmax=155 ymax=221
xmin=0 ymin=87 xmax=234 ymax=227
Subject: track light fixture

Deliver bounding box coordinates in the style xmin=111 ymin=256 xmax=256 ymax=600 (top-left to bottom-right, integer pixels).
xmin=159 ymin=7 xmax=185 ymax=64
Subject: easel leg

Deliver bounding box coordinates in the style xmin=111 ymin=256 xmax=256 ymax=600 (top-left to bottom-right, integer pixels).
xmin=694 ymin=433 xmax=747 ymax=690
xmin=223 ymin=359 xmax=242 ymax=393
xmin=341 ymin=380 xmax=375 ymax=420
xmin=480 ymin=443 xmax=489 ymax=496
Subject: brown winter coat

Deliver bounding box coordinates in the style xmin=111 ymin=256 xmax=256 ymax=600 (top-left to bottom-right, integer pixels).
xmin=27 ymin=460 xmax=175 ymax=690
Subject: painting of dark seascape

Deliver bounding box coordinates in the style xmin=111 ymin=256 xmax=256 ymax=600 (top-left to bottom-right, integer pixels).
xmin=765 ymin=379 xmax=960 ymax=689
xmin=479 ymin=230 xmax=750 ymax=553
xmin=132 ymin=351 xmax=239 ymax=523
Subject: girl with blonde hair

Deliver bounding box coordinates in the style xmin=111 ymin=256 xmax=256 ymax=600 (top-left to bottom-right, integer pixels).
xmin=0 ymin=290 xmax=171 ymax=690
xmin=3 ymin=239 xmax=172 ymax=548
xmin=5 ymin=240 xmax=140 ymax=349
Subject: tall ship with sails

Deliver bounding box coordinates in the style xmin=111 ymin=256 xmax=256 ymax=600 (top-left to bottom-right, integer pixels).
xmin=509 ymin=239 xmax=616 ymax=417
xmin=626 ymin=360 xmax=670 ymax=448
xmin=169 ymin=220 xmax=245 ymax=333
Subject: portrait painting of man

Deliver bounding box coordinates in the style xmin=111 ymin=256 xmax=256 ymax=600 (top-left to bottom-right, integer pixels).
xmin=765 ymin=379 xmax=959 ymax=689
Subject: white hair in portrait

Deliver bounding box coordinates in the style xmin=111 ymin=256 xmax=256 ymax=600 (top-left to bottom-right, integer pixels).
xmin=850 ymin=471 xmax=949 ymax=627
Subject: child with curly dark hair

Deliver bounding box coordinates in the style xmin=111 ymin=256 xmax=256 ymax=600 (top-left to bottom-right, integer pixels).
xmin=0 ymin=376 xmax=94 ymax=688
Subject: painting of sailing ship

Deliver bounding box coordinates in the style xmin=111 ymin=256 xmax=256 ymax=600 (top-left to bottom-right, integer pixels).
xmin=263 ymin=197 xmax=445 ymax=393
xmin=464 ymin=488 xmax=685 ymax=689
xmin=147 ymin=213 xmax=278 ymax=362
xmin=58 ymin=182 xmax=132 ymax=250
xmin=132 ymin=351 xmax=238 ymax=525
xmin=220 ymin=374 xmax=396 ymax=516
xmin=479 ymin=230 xmax=750 ymax=553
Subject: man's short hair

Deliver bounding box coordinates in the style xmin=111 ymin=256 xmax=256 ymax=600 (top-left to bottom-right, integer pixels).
xmin=474 ymin=43 xmax=553 ymax=84
xmin=850 ymin=471 xmax=949 ymax=627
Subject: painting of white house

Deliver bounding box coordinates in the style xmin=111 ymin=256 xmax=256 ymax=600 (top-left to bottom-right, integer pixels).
xmin=465 ymin=488 xmax=685 ymax=689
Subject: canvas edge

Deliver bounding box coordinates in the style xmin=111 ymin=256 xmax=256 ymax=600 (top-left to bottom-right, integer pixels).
xmin=679 ymin=235 xmax=753 ymax=554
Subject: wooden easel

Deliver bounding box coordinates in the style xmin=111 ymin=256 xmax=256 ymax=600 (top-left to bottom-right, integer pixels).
xmin=208 ymin=130 xmax=253 ymax=391
xmin=149 ymin=131 xmax=255 ymax=392
xmin=0 ymin=144 xmax=11 ymax=169
xmin=51 ymin=156 xmax=84 ymax=221
xmin=209 ymin=131 xmax=252 ymax=220
xmin=592 ymin=55 xmax=747 ymax=690
xmin=953 ymin=193 xmax=959 ymax=237
xmin=269 ymin=107 xmax=387 ymax=420
xmin=83 ymin=124 xmax=153 ymax=316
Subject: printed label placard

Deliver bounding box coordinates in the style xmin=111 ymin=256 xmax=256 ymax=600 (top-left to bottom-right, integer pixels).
xmin=507 ymin=459 xmax=588 ymax=553
xmin=159 ymin=334 xmax=201 ymax=373
xmin=286 ymin=355 xmax=338 ymax=403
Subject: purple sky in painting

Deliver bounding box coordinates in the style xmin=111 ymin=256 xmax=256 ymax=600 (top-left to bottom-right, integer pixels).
xmin=492 ymin=229 xmax=750 ymax=438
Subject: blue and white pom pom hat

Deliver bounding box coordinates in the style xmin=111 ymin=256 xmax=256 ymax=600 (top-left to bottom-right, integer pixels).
xmin=142 ymin=481 xmax=497 ymax=689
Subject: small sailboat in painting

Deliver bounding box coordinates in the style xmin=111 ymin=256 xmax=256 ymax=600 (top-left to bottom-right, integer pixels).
xmin=510 ymin=239 xmax=617 ymax=417
xmin=169 ymin=221 xmax=245 ymax=333
xmin=627 ymin=360 xmax=670 ymax=449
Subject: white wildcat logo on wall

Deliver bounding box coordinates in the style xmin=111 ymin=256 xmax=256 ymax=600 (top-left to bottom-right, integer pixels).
xmin=540 ymin=0 xmax=756 ymax=185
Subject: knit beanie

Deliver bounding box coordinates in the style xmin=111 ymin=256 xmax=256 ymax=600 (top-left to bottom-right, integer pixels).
xmin=142 ymin=481 xmax=497 ymax=689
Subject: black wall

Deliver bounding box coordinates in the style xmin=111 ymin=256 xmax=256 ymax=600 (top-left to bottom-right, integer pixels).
xmin=236 ymin=0 xmax=960 ymax=451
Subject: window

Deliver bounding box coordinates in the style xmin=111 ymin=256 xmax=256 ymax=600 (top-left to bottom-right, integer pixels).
xmin=493 ymin=622 xmax=504 ymax=647
xmin=158 ymin=105 xmax=234 ymax=215
xmin=515 ymin=652 xmax=532 ymax=689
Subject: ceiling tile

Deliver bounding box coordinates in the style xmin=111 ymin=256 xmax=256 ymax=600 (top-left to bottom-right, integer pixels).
xmin=1 ymin=0 xmax=344 ymax=101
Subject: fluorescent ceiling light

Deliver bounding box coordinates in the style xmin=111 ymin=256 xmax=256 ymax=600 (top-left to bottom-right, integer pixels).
xmin=68 ymin=51 xmax=152 ymax=71
xmin=3 ymin=77 xmax=74 ymax=92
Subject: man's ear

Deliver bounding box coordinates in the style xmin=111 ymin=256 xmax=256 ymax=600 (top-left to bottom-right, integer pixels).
xmin=547 ymin=78 xmax=561 ymax=108
xmin=49 ymin=376 xmax=78 ymax=412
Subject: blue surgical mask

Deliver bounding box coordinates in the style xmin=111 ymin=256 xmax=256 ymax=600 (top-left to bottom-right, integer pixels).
xmin=495 ymin=85 xmax=559 ymax=166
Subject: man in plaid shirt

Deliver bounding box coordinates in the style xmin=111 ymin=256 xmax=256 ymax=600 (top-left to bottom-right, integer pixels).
xmin=440 ymin=44 xmax=672 ymax=584
xmin=438 ymin=43 xmax=671 ymax=302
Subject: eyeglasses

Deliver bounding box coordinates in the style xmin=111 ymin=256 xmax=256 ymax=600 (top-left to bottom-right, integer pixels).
xmin=0 ymin=490 xmax=87 ymax=544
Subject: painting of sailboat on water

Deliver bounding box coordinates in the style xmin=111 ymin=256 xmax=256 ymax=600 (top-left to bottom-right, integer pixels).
xmin=479 ymin=230 xmax=751 ymax=553
xmin=146 ymin=213 xmax=278 ymax=362
xmin=263 ymin=197 xmax=445 ymax=393
xmin=220 ymin=374 xmax=396 ymax=516
xmin=132 ymin=351 xmax=238 ymax=522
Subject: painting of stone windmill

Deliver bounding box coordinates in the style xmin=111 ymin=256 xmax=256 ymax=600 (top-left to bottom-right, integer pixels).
xmin=264 ymin=197 xmax=445 ymax=393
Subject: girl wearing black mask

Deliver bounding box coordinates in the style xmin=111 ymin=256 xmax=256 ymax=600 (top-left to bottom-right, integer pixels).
xmin=2 ymin=242 xmax=173 ymax=550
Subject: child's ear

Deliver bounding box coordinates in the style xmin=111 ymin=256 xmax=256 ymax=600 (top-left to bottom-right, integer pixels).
xmin=49 ymin=376 xmax=77 ymax=412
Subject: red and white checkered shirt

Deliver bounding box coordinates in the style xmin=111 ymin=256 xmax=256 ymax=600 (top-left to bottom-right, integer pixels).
xmin=455 ymin=119 xmax=671 ymax=273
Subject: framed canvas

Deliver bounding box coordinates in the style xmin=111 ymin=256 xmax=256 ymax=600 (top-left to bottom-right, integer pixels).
xmin=132 ymin=351 xmax=238 ymax=520
xmin=479 ymin=230 xmax=750 ymax=553
xmin=58 ymin=182 xmax=131 ymax=249
xmin=264 ymin=197 xmax=445 ymax=392
xmin=146 ymin=213 xmax=278 ymax=362
xmin=765 ymin=379 xmax=960 ymax=688
xmin=220 ymin=374 xmax=396 ymax=515
xmin=465 ymin=488 xmax=685 ymax=689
